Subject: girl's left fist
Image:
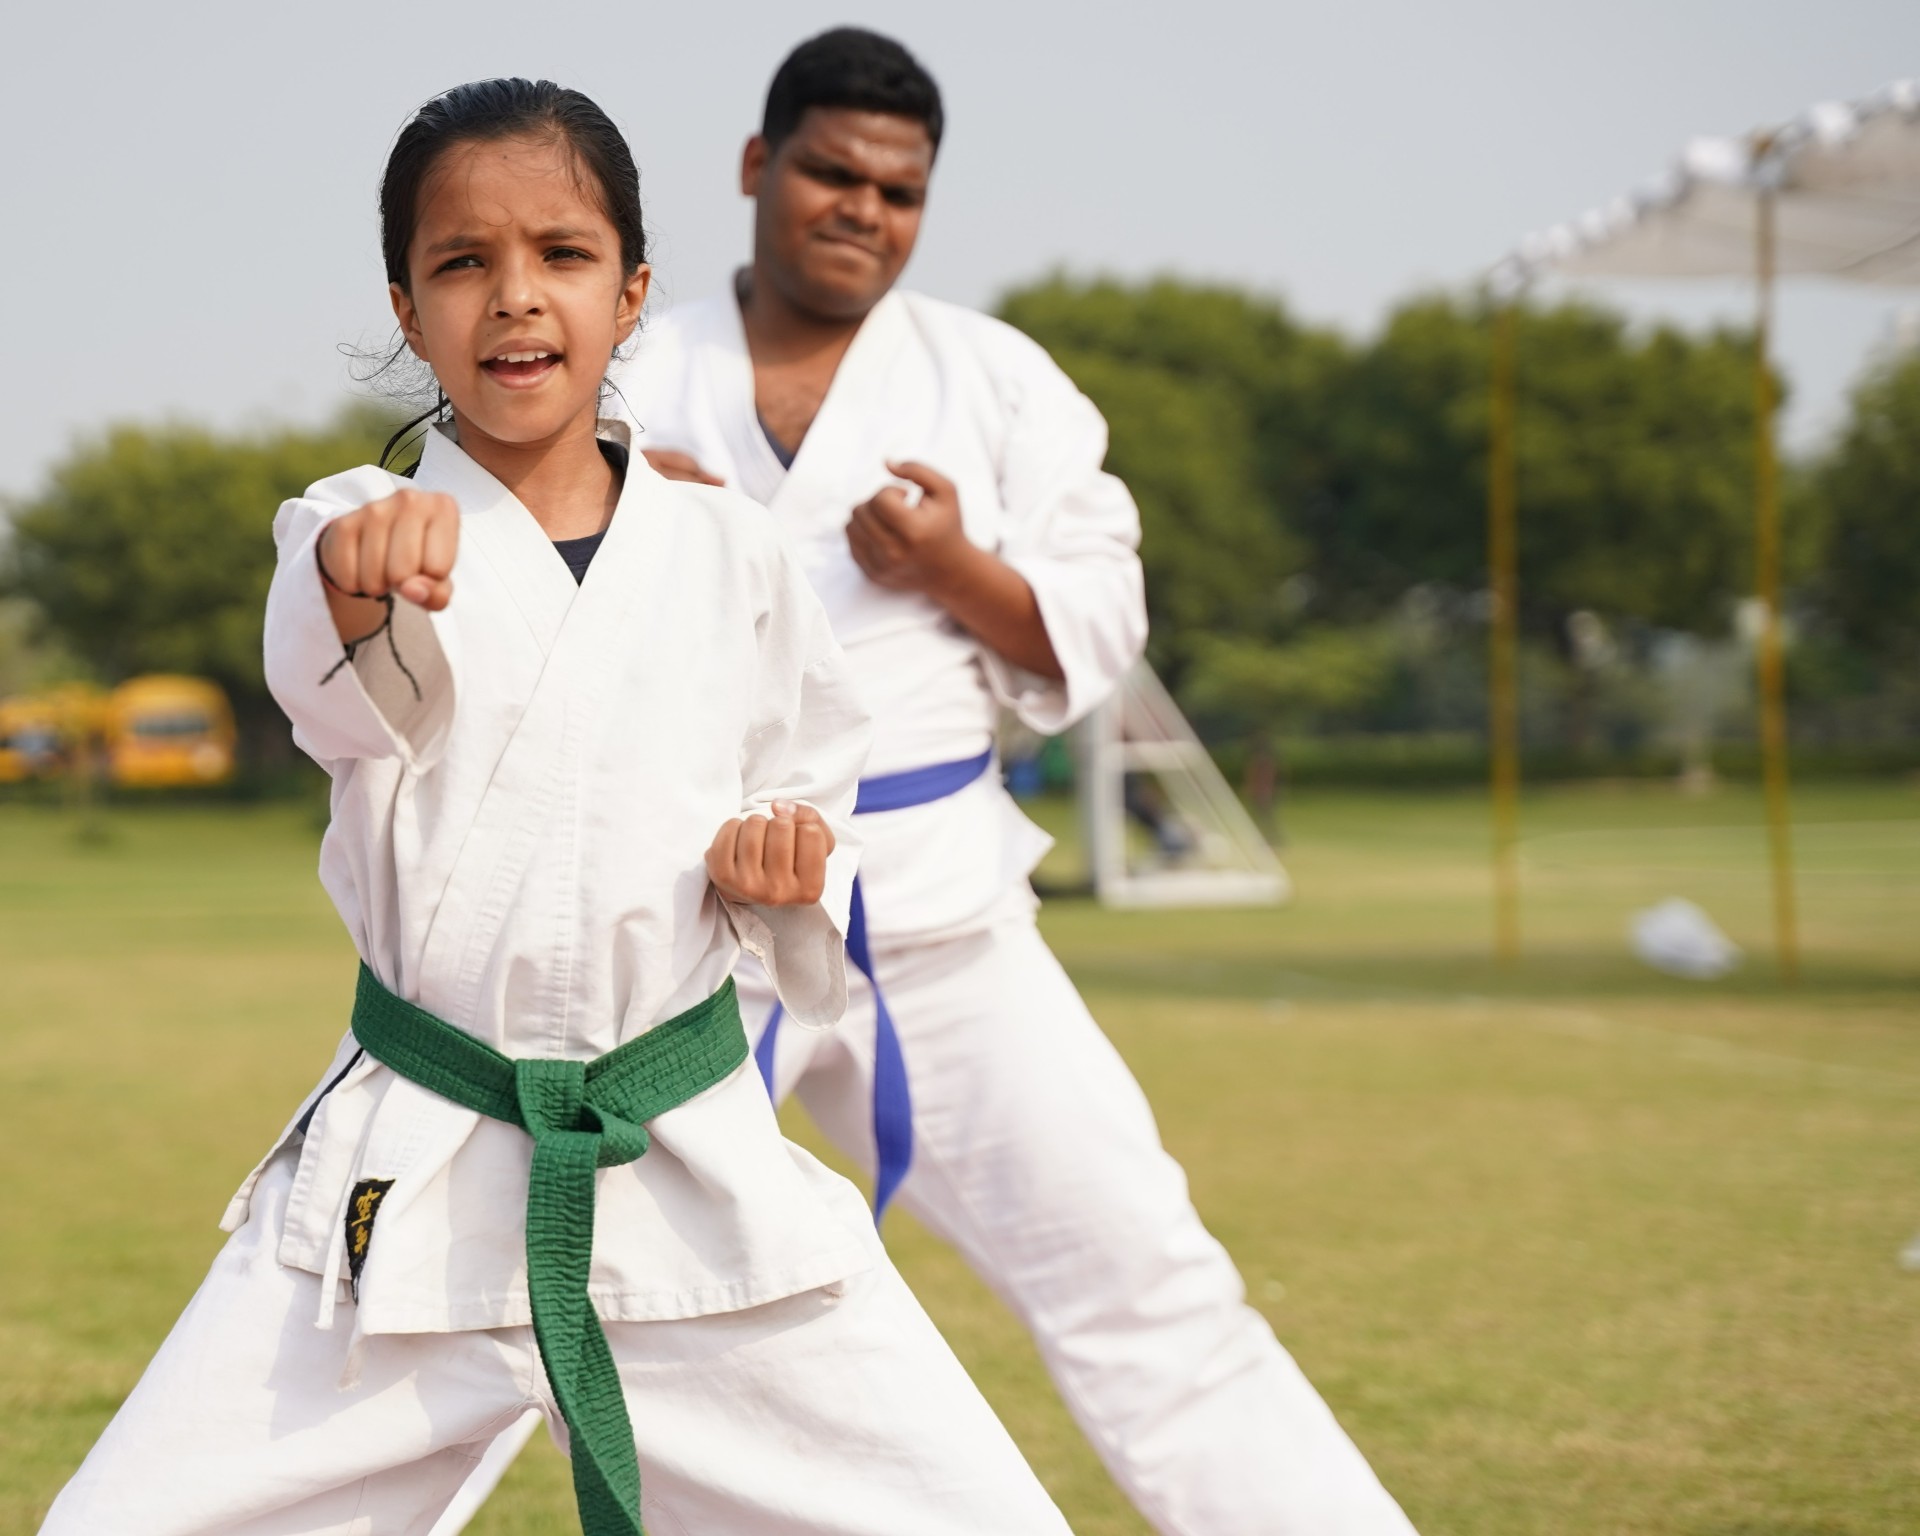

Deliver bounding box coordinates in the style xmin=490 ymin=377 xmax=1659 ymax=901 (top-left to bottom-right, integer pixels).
xmin=706 ymin=801 xmax=835 ymax=907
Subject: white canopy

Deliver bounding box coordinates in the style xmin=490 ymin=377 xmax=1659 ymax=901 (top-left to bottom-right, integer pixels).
xmin=1505 ymin=80 xmax=1920 ymax=286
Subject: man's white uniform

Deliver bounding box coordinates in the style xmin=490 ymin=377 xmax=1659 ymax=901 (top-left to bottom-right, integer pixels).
xmin=40 ymin=423 xmax=1071 ymax=1536
xmin=607 ymin=291 xmax=1420 ymax=1536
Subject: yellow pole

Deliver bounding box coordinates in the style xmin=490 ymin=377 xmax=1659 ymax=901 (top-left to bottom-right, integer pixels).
xmin=1752 ymin=183 xmax=1799 ymax=983
xmin=1489 ymin=299 xmax=1521 ymax=964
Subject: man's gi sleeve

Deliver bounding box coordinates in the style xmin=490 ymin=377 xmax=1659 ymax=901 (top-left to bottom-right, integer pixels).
xmin=262 ymin=472 xmax=458 ymax=772
xmin=723 ymin=540 xmax=872 ymax=1029
xmin=981 ymin=337 xmax=1149 ymax=735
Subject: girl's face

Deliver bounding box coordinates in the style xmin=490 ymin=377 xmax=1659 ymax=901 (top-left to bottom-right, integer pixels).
xmin=391 ymin=134 xmax=650 ymax=451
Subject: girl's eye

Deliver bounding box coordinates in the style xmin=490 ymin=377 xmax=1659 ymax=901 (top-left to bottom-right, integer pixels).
xmin=435 ymin=255 xmax=481 ymax=273
xmin=547 ymin=247 xmax=590 ymax=262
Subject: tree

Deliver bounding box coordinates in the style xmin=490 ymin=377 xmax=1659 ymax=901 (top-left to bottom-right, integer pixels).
xmin=1319 ymin=294 xmax=1767 ymax=641
xmin=1181 ymin=625 xmax=1399 ymax=823
xmin=4 ymin=406 xmax=398 ymax=762
xmin=1810 ymin=346 xmax=1920 ymax=661
xmin=998 ymin=277 xmax=1349 ymax=680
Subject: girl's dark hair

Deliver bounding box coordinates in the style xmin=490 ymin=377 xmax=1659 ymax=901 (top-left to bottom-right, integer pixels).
xmin=381 ymin=77 xmax=648 ymax=289
xmin=364 ymin=79 xmax=648 ymax=466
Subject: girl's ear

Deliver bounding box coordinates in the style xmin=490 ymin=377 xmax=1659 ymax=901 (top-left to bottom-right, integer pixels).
xmin=390 ymin=282 xmax=429 ymax=363
xmin=613 ymin=264 xmax=652 ymax=349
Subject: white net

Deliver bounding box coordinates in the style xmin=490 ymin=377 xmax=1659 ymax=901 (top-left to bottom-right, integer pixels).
xmin=1075 ymin=663 xmax=1290 ymax=909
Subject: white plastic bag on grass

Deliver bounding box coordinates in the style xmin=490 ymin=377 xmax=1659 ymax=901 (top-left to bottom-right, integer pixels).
xmin=1630 ymin=898 xmax=1743 ymax=980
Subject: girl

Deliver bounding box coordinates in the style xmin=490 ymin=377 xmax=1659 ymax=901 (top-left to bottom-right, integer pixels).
xmin=40 ymin=79 xmax=1069 ymax=1536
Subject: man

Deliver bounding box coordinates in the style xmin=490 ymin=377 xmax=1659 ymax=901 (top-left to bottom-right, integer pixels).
xmin=448 ymin=28 xmax=1419 ymax=1536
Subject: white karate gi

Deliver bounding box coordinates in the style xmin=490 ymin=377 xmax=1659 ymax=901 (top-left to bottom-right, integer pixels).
xmin=592 ymin=291 xmax=1415 ymax=1536
xmin=40 ymin=423 xmax=1070 ymax=1536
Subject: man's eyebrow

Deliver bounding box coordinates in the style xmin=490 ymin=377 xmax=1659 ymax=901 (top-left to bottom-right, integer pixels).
xmin=793 ymin=150 xmax=926 ymax=193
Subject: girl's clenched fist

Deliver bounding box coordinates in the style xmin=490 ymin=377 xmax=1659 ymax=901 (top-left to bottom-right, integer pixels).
xmin=316 ymin=489 xmax=459 ymax=640
xmin=707 ymin=801 xmax=835 ymax=907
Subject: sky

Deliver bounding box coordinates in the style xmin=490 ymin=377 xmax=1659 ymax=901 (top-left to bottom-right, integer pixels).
xmin=1 ymin=0 xmax=1914 ymax=503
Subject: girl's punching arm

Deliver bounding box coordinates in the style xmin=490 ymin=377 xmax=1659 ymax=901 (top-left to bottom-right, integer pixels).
xmin=710 ymin=540 xmax=872 ymax=1030
xmin=263 ymin=470 xmax=460 ymax=771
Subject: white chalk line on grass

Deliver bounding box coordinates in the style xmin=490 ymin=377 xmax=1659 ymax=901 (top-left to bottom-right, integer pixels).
xmin=1263 ymin=969 xmax=1920 ymax=1100
xmin=1518 ymin=818 xmax=1920 ymax=878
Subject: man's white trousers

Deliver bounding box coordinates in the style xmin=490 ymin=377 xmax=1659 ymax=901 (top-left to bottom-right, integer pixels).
xmin=39 ymin=1149 xmax=1071 ymax=1536
xmin=749 ymin=909 xmax=1418 ymax=1536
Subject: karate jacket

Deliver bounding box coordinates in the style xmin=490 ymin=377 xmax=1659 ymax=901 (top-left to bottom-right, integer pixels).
xmin=614 ymin=288 xmax=1149 ymax=942
xmin=231 ymin=422 xmax=876 ymax=1339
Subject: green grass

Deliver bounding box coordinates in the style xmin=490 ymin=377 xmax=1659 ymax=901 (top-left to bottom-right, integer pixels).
xmin=2 ymin=782 xmax=1917 ymax=1534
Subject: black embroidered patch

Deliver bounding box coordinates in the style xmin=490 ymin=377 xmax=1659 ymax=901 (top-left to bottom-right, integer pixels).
xmin=345 ymin=1178 xmax=395 ymax=1302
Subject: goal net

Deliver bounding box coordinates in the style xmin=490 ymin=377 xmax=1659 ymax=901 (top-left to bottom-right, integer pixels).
xmin=1075 ymin=662 xmax=1291 ymax=909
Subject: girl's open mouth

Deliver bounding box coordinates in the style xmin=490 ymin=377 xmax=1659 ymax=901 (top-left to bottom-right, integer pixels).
xmin=482 ymin=350 xmax=562 ymax=387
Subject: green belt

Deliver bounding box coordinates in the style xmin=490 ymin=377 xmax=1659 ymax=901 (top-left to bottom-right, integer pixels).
xmin=350 ymin=963 xmax=748 ymax=1536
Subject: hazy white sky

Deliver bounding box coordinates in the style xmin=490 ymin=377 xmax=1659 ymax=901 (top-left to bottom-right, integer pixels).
xmin=2 ymin=0 xmax=1914 ymax=501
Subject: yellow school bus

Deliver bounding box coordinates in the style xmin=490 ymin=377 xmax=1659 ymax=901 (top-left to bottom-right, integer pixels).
xmin=0 ymin=685 xmax=111 ymax=784
xmin=0 ymin=695 xmax=65 ymax=782
xmin=108 ymin=675 xmax=237 ymax=788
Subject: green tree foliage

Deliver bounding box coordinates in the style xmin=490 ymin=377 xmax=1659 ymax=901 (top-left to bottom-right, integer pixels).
xmin=4 ymin=406 xmax=398 ymax=754
xmin=1182 ymin=626 xmax=1400 ymax=735
xmin=1810 ymin=346 xmax=1920 ymax=660
xmin=0 ymin=598 xmax=83 ymax=697
xmin=999 ymin=277 xmax=1776 ymax=733
xmin=1321 ymin=294 xmax=1765 ymax=638
xmin=998 ymin=277 xmax=1348 ymax=677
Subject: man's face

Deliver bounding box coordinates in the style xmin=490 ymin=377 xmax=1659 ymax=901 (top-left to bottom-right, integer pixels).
xmin=742 ymin=107 xmax=934 ymax=321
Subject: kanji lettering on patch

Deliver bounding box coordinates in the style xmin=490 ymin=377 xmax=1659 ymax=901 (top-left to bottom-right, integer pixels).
xmin=345 ymin=1178 xmax=395 ymax=1302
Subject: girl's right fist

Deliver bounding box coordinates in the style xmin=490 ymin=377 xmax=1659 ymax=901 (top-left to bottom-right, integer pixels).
xmin=318 ymin=489 xmax=459 ymax=611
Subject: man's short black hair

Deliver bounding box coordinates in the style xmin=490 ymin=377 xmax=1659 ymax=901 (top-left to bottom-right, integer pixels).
xmin=761 ymin=28 xmax=944 ymax=154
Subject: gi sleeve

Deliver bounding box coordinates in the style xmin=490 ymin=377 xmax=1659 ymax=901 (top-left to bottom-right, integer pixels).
xmin=722 ymin=539 xmax=872 ymax=1030
xmin=980 ymin=336 xmax=1148 ymax=734
xmin=262 ymin=474 xmax=458 ymax=772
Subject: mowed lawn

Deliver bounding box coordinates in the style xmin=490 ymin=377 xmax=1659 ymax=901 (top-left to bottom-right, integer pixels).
xmin=2 ymin=781 xmax=1916 ymax=1535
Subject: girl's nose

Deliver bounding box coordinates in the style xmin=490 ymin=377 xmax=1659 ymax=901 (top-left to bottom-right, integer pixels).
xmin=491 ymin=255 xmax=546 ymax=317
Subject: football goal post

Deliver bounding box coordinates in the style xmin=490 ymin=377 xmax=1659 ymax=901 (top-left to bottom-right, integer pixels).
xmin=1076 ymin=662 xmax=1291 ymax=909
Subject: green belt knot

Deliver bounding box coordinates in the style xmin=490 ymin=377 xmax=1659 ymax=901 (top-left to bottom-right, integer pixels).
xmin=350 ymin=966 xmax=748 ymax=1536
xmin=513 ymin=1057 xmax=652 ymax=1166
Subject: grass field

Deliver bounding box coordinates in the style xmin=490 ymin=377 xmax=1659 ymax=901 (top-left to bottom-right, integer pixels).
xmin=2 ymin=781 xmax=1917 ymax=1535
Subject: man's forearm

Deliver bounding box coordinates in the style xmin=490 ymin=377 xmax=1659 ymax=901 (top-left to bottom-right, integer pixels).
xmin=925 ymin=544 xmax=1063 ymax=680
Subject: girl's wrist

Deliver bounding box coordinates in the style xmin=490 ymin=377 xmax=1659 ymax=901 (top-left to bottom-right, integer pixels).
xmin=315 ymin=527 xmax=356 ymax=597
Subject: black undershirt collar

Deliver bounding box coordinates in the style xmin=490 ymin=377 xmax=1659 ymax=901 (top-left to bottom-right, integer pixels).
xmin=549 ymin=438 xmax=628 ymax=584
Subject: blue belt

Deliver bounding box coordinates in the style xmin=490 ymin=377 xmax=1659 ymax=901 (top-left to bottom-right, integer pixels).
xmin=754 ymin=747 xmax=994 ymax=1223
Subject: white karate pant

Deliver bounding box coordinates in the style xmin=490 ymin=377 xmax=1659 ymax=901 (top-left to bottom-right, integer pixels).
xmin=745 ymin=909 xmax=1419 ymax=1536
xmin=39 ymin=1149 xmax=1071 ymax=1536
xmin=441 ymin=910 xmax=1418 ymax=1536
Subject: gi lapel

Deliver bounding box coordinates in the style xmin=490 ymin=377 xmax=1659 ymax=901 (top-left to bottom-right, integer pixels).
xmin=725 ymin=290 xmax=913 ymax=538
xmin=411 ymin=424 xmax=659 ymax=1041
xmin=702 ymin=295 xmax=789 ymax=508
xmin=418 ymin=425 xmax=578 ymax=656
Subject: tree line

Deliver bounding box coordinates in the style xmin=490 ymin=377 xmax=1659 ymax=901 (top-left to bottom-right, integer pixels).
xmin=3 ymin=279 xmax=1916 ymax=774
xmin=1002 ymin=278 xmax=1919 ymax=768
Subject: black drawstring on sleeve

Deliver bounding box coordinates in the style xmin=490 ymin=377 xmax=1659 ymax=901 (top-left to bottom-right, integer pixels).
xmin=315 ymin=538 xmax=423 ymax=703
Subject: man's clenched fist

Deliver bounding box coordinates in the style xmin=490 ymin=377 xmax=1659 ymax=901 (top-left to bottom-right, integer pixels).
xmin=845 ymin=460 xmax=975 ymax=599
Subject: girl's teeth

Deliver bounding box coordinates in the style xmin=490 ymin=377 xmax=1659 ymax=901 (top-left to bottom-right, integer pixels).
xmin=496 ymin=351 xmax=551 ymax=363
